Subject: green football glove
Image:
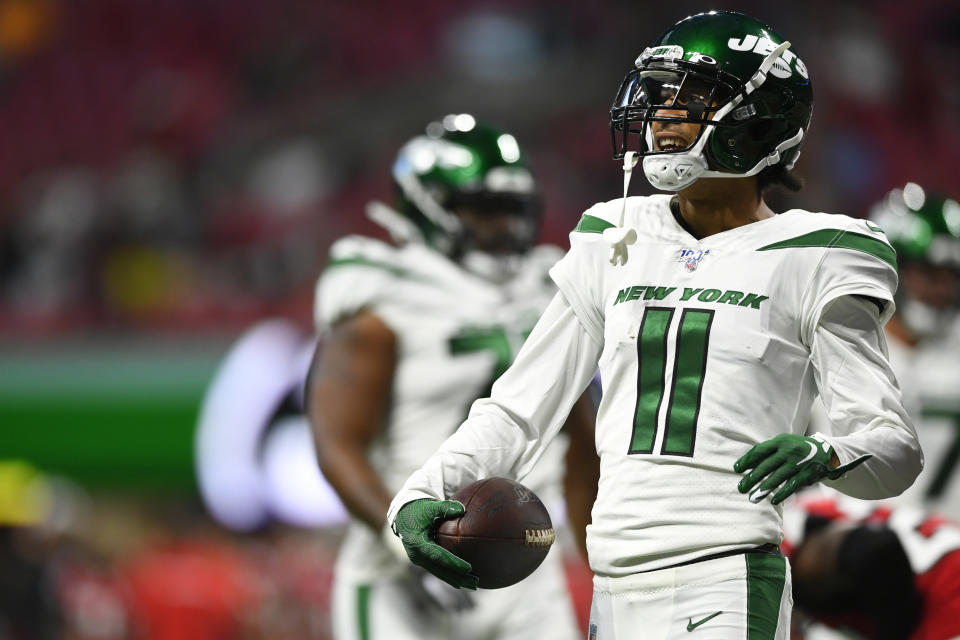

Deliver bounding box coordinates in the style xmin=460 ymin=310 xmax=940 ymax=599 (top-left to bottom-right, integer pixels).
xmin=734 ymin=434 xmax=871 ymax=505
xmin=392 ymin=498 xmax=479 ymax=590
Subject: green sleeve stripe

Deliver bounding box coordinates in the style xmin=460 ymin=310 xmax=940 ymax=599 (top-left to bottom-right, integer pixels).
xmin=326 ymin=256 xmax=420 ymax=279
xmin=757 ymin=229 xmax=897 ymax=270
xmin=573 ymin=214 xmax=615 ymax=234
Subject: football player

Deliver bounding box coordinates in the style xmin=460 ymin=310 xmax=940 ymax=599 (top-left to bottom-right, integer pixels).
xmin=867 ymin=185 xmax=960 ymax=521
xmin=788 ymin=186 xmax=960 ymax=640
xmin=782 ymin=491 xmax=960 ymax=640
xmin=306 ymin=115 xmax=592 ymax=640
xmin=386 ymin=11 xmax=923 ymax=640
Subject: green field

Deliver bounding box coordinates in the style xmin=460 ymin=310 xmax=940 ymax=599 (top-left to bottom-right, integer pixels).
xmin=0 ymin=339 xmax=230 ymax=491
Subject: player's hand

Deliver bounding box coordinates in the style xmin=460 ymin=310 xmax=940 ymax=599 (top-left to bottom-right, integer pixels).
xmin=406 ymin=566 xmax=475 ymax=613
xmin=392 ymin=499 xmax=479 ymax=590
xmin=734 ymin=434 xmax=870 ymax=505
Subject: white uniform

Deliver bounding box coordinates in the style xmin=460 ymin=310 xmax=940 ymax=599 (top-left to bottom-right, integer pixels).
xmin=389 ymin=194 xmax=923 ymax=637
xmin=390 ymin=194 xmax=920 ymax=576
xmin=552 ymin=195 xmax=921 ymax=576
xmin=315 ymin=235 xmax=579 ymax=640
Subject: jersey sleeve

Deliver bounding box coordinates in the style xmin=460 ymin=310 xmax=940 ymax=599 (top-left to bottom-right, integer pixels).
xmin=798 ymin=219 xmax=899 ymax=347
xmin=548 ymin=201 xmax=619 ymax=345
xmin=810 ymin=296 xmax=923 ymax=499
xmin=314 ymin=236 xmax=399 ymax=333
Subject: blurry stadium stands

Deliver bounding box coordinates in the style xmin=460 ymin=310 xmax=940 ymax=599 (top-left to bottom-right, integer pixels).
xmin=0 ymin=1 xmax=957 ymax=637
xmin=1 ymin=0 xmax=958 ymax=335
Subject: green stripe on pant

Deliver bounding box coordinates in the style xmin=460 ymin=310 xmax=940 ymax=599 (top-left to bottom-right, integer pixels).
xmin=357 ymin=585 xmax=371 ymax=640
xmin=746 ymin=553 xmax=786 ymax=640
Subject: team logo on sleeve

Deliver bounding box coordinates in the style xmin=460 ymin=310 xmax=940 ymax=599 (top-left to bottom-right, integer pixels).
xmin=677 ymin=248 xmax=710 ymax=272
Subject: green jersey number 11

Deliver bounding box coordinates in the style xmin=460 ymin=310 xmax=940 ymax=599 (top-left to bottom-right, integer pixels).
xmin=629 ymin=307 xmax=713 ymax=456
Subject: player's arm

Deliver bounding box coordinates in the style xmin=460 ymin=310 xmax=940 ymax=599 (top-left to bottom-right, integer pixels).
xmin=306 ymin=310 xmax=397 ymax=532
xmin=389 ymin=292 xmax=602 ymax=586
xmin=736 ymin=295 xmax=923 ymax=503
xmin=809 ymin=295 xmax=922 ymax=497
xmin=563 ymin=384 xmax=600 ymax=562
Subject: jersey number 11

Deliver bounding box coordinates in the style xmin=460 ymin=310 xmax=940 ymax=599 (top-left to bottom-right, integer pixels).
xmin=629 ymin=307 xmax=713 ymax=457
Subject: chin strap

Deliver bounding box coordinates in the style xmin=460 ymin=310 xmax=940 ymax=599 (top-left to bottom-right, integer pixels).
xmin=602 ymin=151 xmax=639 ymax=266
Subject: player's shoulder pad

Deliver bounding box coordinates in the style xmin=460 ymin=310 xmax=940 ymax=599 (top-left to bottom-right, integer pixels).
xmin=758 ymin=211 xmax=897 ymax=273
xmin=774 ymin=212 xmax=900 ymax=340
xmin=325 ymin=234 xmax=405 ymax=271
xmin=569 ymin=195 xmax=666 ymax=237
xmin=570 ymin=200 xmax=620 ymax=236
xmin=316 ymin=235 xmax=409 ymax=330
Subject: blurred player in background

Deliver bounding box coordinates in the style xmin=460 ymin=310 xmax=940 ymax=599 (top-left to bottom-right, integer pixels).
xmin=306 ymin=114 xmax=592 ymax=640
xmin=782 ymin=492 xmax=960 ymax=640
xmin=787 ymin=185 xmax=960 ymax=640
xmin=387 ymin=11 xmax=923 ymax=640
xmin=867 ymin=184 xmax=960 ymax=520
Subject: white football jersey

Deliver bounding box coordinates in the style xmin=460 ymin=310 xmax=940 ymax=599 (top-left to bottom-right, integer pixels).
xmin=549 ymin=194 xmax=904 ymax=575
xmin=389 ymin=193 xmax=920 ymax=579
xmin=315 ymin=236 xmax=566 ymax=580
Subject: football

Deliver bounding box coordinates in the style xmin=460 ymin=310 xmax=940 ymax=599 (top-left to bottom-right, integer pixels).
xmin=435 ymin=477 xmax=555 ymax=589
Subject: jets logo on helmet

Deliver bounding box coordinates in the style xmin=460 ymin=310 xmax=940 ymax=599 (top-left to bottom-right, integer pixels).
xmin=610 ymin=10 xmax=814 ymax=191
xmin=727 ymin=34 xmax=809 ymax=79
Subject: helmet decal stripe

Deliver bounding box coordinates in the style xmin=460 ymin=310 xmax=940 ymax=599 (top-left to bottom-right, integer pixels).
xmin=393 ymin=168 xmax=462 ymax=234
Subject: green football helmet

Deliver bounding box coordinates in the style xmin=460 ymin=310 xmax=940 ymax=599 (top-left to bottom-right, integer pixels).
xmin=869 ymin=183 xmax=960 ymax=337
xmin=610 ymin=10 xmax=813 ymax=191
xmin=870 ymin=183 xmax=960 ymax=268
xmin=390 ymin=114 xmax=541 ymax=257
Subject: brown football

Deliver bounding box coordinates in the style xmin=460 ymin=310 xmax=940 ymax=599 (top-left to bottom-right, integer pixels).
xmin=435 ymin=477 xmax=555 ymax=589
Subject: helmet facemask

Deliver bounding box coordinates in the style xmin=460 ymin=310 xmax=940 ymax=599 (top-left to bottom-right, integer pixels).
xmin=612 ymin=65 xmax=737 ymax=157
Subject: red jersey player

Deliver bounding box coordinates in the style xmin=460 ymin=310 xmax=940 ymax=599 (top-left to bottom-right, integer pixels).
xmin=782 ymin=492 xmax=960 ymax=640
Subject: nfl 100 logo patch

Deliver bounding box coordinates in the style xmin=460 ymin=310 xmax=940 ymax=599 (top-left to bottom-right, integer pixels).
xmin=676 ymin=248 xmax=710 ymax=272
xmin=589 ymin=623 xmax=598 ymax=640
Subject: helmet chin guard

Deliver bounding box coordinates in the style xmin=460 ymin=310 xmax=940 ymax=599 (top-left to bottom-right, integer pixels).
xmin=642 ymin=143 xmax=709 ymax=190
